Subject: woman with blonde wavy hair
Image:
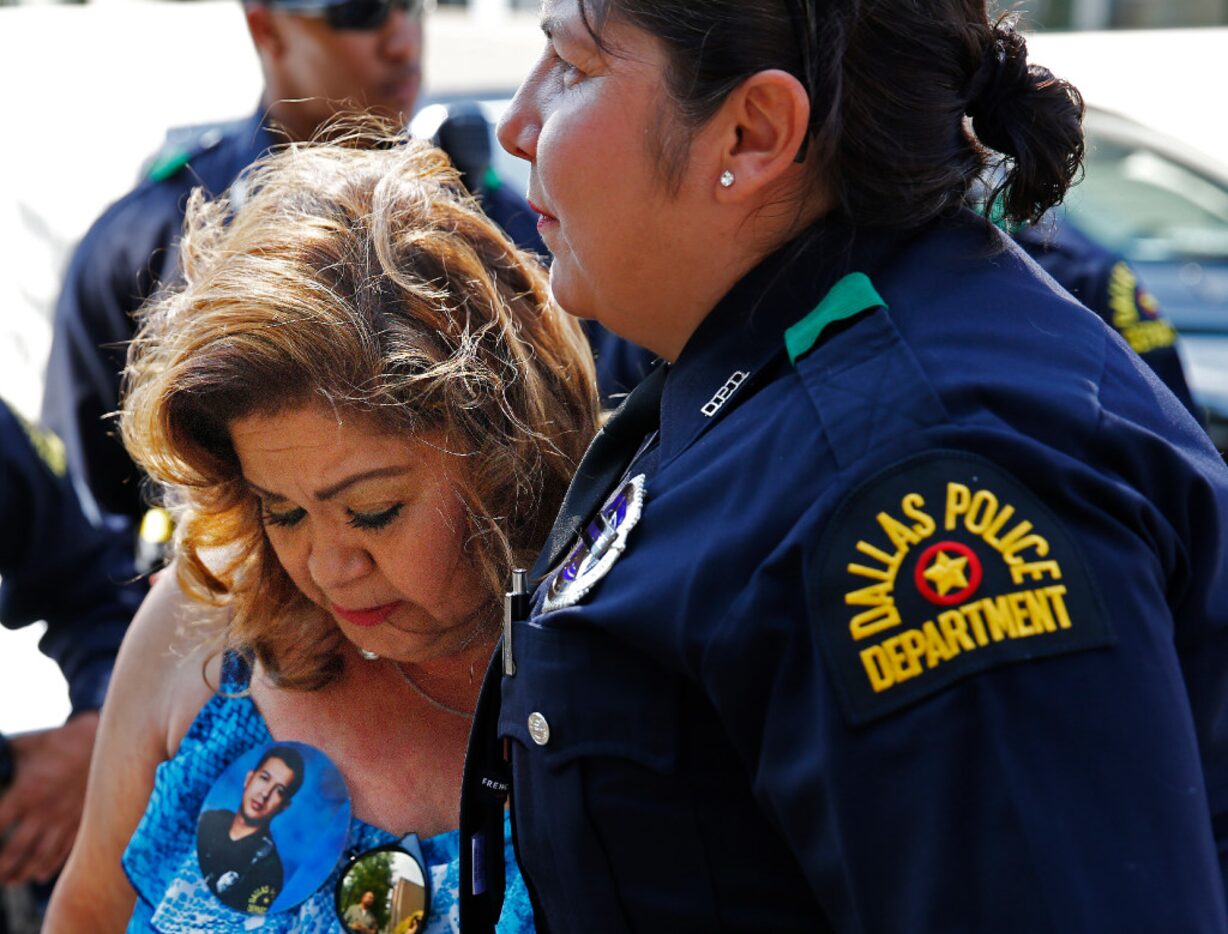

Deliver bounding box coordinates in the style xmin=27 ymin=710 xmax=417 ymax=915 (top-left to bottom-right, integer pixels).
xmin=46 ymin=134 xmax=597 ymax=932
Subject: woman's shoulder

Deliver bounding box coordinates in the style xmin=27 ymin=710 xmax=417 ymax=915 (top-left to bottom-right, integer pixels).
xmin=98 ymin=569 xmax=219 ymax=761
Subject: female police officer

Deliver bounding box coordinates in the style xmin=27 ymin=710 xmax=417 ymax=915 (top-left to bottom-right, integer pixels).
xmin=460 ymin=1 xmax=1228 ymax=929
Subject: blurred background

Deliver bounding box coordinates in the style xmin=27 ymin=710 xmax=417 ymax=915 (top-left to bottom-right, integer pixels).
xmin=1 ymin=0 xmax=1226 ymax=730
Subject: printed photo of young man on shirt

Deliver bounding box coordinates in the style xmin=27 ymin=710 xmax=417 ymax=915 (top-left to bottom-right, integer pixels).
xmin=196 ymin=744 xmax=304 ymax=913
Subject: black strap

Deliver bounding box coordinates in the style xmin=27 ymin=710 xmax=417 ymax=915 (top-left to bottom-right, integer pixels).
xmin=458 ymin=648 xmax=512 ymax=933
xmin=531 ymin=363 xmax=668 ymax=581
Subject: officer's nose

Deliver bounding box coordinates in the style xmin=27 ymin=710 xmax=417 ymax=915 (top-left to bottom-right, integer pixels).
xmin=380 ymin=6 xmax=423 ymax=63
xmin=497 ymin=75 xmax=541 ymax=164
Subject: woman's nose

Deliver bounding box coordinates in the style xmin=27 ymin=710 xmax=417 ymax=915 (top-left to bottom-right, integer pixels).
xmin=307 ymin=534 xmax=373 ymax=593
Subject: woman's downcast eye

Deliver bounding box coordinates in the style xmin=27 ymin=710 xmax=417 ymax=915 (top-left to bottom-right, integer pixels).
xmin=257 ymin=502 xmax=404 ymax=531
xmin=261 ymin=504 xmax=306 ymax=528
xmin=346 ymin=502 xmax=405 ymax=531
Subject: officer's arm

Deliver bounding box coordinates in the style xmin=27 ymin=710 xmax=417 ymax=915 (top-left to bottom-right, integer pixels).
xmin=700 ymin=439 xmax=1228 ymax=930
xmin=0 ymin=403 xmax=143 ymax=713
xmin=44 ymin=571 xmax=216 ymax=932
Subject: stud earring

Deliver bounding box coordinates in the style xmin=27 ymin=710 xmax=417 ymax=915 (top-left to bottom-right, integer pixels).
xmin=719 ymin=170 xmax=735 ymax=189
xmin=359 ymin=649 xmax=380 ymax=661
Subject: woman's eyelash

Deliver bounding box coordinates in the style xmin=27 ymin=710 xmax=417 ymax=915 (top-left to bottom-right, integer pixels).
xmin=261 ymin=505 xmax=306 ymax=528
xmin=347 ymin=502 xmax=405 ymax=531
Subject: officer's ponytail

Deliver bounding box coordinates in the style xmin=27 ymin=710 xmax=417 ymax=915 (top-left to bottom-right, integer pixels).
xmin=966 ymin=19 xmax=1085 ymax=226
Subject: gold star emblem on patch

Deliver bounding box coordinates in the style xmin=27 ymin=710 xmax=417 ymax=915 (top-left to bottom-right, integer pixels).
xmin=923 ymin=550 xmax=970 ymax=596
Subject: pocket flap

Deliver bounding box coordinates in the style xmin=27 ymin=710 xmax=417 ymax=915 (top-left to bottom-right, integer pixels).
xmin=498 ymin=621 xmax=680 ymax=772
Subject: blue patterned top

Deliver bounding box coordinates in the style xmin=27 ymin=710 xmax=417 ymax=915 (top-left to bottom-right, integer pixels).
xmin=122 ymin=653 xmax=534 ymax=932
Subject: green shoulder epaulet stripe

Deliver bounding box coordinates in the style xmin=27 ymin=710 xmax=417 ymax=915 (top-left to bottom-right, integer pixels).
xmin=785 ymin=272 xmax=886 ymax=365
xmin=482 ymin=167 xmax=503 ymax=192
xmin=146 ymin=147 xmax=194 ymax=183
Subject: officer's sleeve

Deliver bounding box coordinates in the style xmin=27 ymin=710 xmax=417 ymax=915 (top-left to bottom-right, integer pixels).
xmin=0 ymin=403 xmax=144 ymax=713
xmin=1090 ymin=258 xmax=1204 ymax=425
xmin=42 ymin=201 xmax=174 ymax=526
xmin=697 ymin=430 xmax=1228 ymax=930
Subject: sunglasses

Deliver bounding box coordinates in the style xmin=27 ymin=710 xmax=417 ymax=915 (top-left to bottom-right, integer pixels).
xmin=335 ymin=834 xmax=431 ymax=933
xmin=271 ymin=0 xmax=424 ymax=32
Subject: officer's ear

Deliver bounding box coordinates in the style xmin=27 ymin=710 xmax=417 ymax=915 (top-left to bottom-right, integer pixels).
xmin=245 ymin=3 xmax=286 ymax=58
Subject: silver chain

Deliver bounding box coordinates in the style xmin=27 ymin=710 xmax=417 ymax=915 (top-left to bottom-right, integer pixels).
xmin=391 ymin=661 xmax=475 ymax=719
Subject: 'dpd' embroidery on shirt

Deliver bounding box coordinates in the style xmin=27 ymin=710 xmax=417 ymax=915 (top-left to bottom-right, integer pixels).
xmin=816 ymin=451 xmax=1113 ymax=725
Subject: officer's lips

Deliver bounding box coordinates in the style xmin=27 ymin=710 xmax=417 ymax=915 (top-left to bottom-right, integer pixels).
xmin=332 ymin=600 xmax=402 ymax=628
xmin=527 ymin=198 xmax=558 ymax=233
xmin=379 ymin=69 xmax=420 ymax=108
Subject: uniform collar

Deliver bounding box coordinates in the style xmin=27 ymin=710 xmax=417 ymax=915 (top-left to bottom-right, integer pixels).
xmin=208 ymin=108 xmax=285 ymax=206
xmin=658 ymin=219 xmax=910 ymax=463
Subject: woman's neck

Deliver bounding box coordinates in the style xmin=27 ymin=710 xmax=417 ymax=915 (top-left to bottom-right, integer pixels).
xmin=383 ymin=633 xmax=496 ymax=718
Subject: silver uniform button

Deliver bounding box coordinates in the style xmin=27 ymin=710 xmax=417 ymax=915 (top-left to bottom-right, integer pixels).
xmin=527 ymin=712 xmax=551 ymax=746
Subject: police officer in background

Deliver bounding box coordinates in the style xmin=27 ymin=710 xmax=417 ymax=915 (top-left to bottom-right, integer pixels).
xmin=42 ymin=0 xmax=543 ymax=545
xmin=0 ymin=401 xmax=141 ymax=901
xmin=1015 ymin=214 xmax=1204 ymax=425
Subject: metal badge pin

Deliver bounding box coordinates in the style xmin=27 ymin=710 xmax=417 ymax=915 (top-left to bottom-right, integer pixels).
xmin=503 ymin=568 xmax=529 ymax=677
xmin=589 ymin=510 xmax=619 ymax=562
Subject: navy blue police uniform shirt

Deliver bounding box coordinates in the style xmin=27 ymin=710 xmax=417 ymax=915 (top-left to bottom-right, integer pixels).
xmin=42 ymin=111 xmax=276 ymax=528
xmin=1014 ymin=217 xmax=1202 ymax=423
xmin=0 ymin=401 xmax=142 ymax=713
xmin=469 ymin=211 xmax=1228 ymax=931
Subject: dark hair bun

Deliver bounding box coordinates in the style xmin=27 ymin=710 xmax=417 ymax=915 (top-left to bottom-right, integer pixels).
xmin=969 ymin=23 xmax=1085 ymax=225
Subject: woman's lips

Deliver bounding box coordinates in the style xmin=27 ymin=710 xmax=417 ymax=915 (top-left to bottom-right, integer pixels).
xmin=332 ymin=601 xmax=401 ymax=628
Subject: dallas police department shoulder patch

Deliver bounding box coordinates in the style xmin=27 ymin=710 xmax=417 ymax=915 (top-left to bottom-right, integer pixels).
xmin=543 ymin=474 xmax=647 ymax=613
xmin=1107 ymin=260 xmax=1178 ymax=355
xmin=816 ymin=450 xmax=1114 ymax=725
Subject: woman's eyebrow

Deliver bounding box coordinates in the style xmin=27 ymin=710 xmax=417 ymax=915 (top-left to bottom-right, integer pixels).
xmin=247 ymin=481 xmax=285 ymax=503
xmin=314 ymin=465 xmax=412 ymax=501
xmin=246 ymin=465 xmax=412 ymax=504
